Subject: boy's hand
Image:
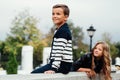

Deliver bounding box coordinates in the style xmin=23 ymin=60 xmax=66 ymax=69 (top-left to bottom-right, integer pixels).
xmin=44 ymin=70 xmax=55 ymax=74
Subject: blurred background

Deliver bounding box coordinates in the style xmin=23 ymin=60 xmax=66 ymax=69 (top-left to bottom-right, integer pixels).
xmin=0 ymin=0 xmax=120 ymax=74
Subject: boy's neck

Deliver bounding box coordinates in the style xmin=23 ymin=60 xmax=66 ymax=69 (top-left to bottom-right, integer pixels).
xmin=56 ymin=22 xmax=66 ymax=29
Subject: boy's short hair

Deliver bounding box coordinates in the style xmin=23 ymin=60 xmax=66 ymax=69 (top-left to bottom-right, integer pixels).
xmin=53 ymin=4 xmax=70 ymax=17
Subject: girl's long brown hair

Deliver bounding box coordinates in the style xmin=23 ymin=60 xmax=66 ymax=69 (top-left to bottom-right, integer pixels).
xmin=91 ymin=41 xmax=112 ymax=80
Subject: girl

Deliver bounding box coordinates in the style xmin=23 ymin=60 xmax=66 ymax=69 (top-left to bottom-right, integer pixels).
xmin=72 ymin=41 xmax=111 ymax=80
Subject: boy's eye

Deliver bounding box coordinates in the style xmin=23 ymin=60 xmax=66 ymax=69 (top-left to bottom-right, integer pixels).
xmin=56 ymin=13 xmax=60 ymax=15
xmin=52 ymin=13 xmax=60 ymax=15
xmin=52 ymin=13 xmax=54 ymax=15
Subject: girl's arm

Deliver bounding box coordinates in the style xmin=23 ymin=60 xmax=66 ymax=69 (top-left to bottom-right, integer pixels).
xmin=77 ymin=68 xmax=91 ymax=72
xmin=77 ymin=68 xmax=96 ymax=78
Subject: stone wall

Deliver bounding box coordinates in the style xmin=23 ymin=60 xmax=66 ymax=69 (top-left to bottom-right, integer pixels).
xmin=0 ymin=72 xmax=120 ymax=80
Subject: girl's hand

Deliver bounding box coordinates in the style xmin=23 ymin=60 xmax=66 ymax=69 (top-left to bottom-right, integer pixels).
xmin=86 ymin=69 xmax=96 ymax=78
xmin=77 ymin=68 xmax=96 ymax=78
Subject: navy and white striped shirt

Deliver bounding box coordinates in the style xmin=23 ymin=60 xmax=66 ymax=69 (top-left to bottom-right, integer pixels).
xmin=50 ymin=23 xmax=73 ymax=70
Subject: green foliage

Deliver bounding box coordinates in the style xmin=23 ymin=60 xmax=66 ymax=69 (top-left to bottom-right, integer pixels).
xmin=2 ymin=41 xmax=18 ymax=74
xmin=28 ymin=41 xmax=43 ymax=68
xmin=1 ymin=10 xmax=44 ymax=69
xmin=6 ymin=53 xmax=18 ymax=74
xmin=10 ymin=10 xmax=42 ymax=44
xmin=0 ymin=41 xmax=8 ymax=69
xmin=9 ymin=10 xmax=43 ymax=68
xmin=101 ymin=32 xmax=119 ymax=59
xmin=67 ymin=20 xmax=88 ymax=60
xmin=41 ymin=25 xmax=55 ymax=47
xmin=1 ymin=40 xmax=19 ymax=70
xmin=109 ymin=43 xmax=119 ymax=59
xmin=115 ymin=42 xmax=120 ymax=57
xmin=0 ymin=41 xmax=5 ymax=54
xmin=67 ymin=20 xmax=84 ymax=47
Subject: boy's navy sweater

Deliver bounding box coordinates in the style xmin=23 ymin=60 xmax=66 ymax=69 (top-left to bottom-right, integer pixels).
xmin=50 ymin=23 xmax=73 ymax=74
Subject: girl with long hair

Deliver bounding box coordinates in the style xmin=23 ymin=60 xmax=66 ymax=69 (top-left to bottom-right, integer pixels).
xmin=72 ymin=41 xmax=112 ymax=80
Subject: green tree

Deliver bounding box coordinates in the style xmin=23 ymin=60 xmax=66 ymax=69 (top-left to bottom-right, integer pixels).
xmin=0 ymin=41 xmax=4 ymax=56
xmin=67 ymin=20 xmax=88 ymax=60
xmin=2 ymin=10 xmax=43 ymax=68
xmin=115 ymin=42 xmax=120 ymax=57
xmin=42 ymin=25 xmax=55 ymax=47
xmin=6 ymin=49 xmax=18 ymax=74
xmin=101 ymin=32 xmax=118 ymax=59
xmin=0 ymin=41 xmax=4 ymax=67
xmin=0 ymin=39 xmax=18 ymax=74
xmin=0 ymin=41 xmax=8 ymax=69
xmin=10 ymin=10 xmax=42 ymax=44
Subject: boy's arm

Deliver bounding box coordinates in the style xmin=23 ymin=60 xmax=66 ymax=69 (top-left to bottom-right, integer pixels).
xmin=51 ymin=38 xmax=68 ymax=71
xmin=50 ymin=25 xmax=72 ymax=73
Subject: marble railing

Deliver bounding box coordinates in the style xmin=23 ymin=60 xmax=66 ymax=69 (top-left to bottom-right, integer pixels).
xmin=0 ymin=72 xmax=120 ymax=80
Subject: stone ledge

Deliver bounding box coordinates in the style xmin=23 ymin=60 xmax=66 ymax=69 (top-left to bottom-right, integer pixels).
xmin=0 ymin=72 xmax=89 ymax=80
xmin=0 ymin=72 xmax=120 ymax=80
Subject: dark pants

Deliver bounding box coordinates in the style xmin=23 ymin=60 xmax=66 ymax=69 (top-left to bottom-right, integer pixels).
xmin=31 ymin=60 xmax=53 ymax=73
xmin=31 ymin=63 xmax=52 ymax=73
xmin=31 ymin=60 xmax=72 ymax=74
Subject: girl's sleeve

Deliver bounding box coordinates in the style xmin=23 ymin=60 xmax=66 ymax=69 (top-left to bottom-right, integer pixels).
xmin=72 ymin=55 xmax=86 ymax=71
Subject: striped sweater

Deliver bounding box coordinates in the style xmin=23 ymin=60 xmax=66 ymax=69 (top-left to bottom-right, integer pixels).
xmin=50 ymin=23 xmax=73 ymax=72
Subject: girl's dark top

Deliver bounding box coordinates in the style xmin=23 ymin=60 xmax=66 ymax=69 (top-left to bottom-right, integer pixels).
xmin=72 ymin=53 xmax=103 ymax=73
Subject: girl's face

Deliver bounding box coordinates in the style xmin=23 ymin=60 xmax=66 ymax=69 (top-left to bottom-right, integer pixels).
xmin=93 ymin=44 xmax=103 ymax=59
xmin=52 ymin=8 xmax=68 ymax=28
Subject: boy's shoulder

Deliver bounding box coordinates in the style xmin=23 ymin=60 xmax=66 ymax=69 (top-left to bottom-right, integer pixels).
xmin=57 ymin=23 xmax=70 ymax=33
xmin=60 ymin=23 xmax=69 ymax=29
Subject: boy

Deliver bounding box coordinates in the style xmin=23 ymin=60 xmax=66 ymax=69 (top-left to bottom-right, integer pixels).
xmin=31 ymin=4 xmax=73 ymax=74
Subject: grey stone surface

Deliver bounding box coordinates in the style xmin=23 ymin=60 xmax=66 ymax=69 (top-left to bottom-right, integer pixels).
xmin=0 ymin=72 xmax=120 ymax=80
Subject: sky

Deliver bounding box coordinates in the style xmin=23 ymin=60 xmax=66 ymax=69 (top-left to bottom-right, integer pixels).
xmin=0 ymin=0 xmax=120 ymax=45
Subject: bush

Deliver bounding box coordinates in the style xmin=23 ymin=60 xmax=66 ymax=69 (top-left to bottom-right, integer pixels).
xmin=6 ymin=53 xmax=18 ymax=74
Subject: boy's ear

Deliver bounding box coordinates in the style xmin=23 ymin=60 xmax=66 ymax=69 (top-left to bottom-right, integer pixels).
xmin=64 ymin=15 xmax=68 ymax=21
xmin=65 ymin=15 xmax=69 ymax=18
xmin=65 ymin=15 xmax=69 ymax=20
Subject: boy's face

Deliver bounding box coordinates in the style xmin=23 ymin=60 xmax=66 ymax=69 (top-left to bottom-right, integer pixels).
xmin=52 ymin=8 xmax=68 ymax=27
